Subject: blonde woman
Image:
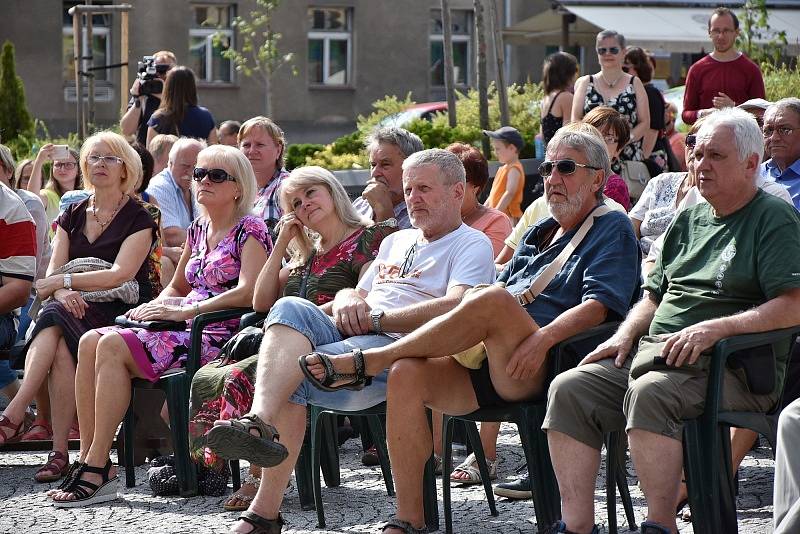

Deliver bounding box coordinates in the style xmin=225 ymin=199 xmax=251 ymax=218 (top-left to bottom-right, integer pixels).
xmin=50 ymin=145 xmax=270 ymax=507
xmin=188 ymin=165 xmax=396 ymax=511
xmin=0 ymin=132 xmax=157 ymax=487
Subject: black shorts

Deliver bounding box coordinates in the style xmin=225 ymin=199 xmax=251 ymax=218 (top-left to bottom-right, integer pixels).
xmin=468 ymin=360 xmax=507 ymax=409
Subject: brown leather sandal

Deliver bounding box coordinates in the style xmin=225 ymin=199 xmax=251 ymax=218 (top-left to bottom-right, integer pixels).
xmin=35 ymin=450 xmax=70 ymax=483
xmin=0 ymin=414 xmax=25 ymax=444
xmin=235 ymin=511 xmax=284 ymax=533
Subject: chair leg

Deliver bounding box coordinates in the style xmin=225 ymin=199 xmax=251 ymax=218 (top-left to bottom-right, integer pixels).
xmin=719 ymin=424 xmax=738 ymax=534
xmin=605 ymin=434 xmax=619 ymax=534
xmin=442 ymin=415 xmax=455 ymax=534
xmin=294 ymin=429 xmax=316 ymax=511
xmin=526 ymin=406 xmax=561 ymax=529
xmin=320 ymin=411 xmax=340 ymax=488
xmin=310 ymin=406 xmax=326 ymax=528
xmin=463 ymin=420 xmax=497 ymax=516
xmin=366 ymin=414 xmax=394 ymax=496
xmin=616 ymin=464 xmax=637 ymax=532
xmin=684 ymin=419 xmax=713 ymax=533
xmin=163 ymin=379 xmax=197 ymax=498
xmin=123 ymin=402 xmax=136 ymax=488
xmin=423 ymin=409 xmax=440 ymax=532
xmin=230 ymin=460 xmax=241 ymax=491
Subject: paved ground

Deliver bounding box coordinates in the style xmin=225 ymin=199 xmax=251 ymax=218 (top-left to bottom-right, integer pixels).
xmin=0 ymin=424 xmax=775 ymax=534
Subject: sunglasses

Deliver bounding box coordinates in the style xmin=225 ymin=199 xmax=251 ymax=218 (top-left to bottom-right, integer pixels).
xmin=596 ymin=47 xmax=621 ymax=55
xmin=155 ymin=64 xmax=171 ymax=75
xmin=539 ymin=159 xmax=601 ymax=177
xmin=685 ymin=134 xmax=696 ymax=148
xmin=192 ymin=167 xmax=236 ymax=183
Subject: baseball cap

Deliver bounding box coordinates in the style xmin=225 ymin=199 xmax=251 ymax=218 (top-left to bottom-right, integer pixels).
xmin=737 ymin=98 xmax=772 ymax=112
xmin=482 ymin=126 xmax=525 ymax=151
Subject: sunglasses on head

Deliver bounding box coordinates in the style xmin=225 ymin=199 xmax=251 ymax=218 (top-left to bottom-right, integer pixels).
xmin=685 ymin=134 xmax=696 ymax=148
xmin=192 ymin=167 xmax=236 ymax=183
xmin=539 ymin=159 xmax=601 ymax=177
xmin=596 ymin=46 xmax=621 ymax=55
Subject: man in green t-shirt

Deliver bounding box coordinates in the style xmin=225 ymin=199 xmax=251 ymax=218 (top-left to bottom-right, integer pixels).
xmin=540 ymin=107 xmax=800 ymax=534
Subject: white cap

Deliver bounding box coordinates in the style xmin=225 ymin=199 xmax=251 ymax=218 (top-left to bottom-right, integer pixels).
xmin=737 ymin=98 xmax=772 ymax=111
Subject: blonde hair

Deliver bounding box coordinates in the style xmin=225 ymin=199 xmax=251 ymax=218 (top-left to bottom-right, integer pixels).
xmin=192 ymin=145 xmax=257 ymax=220
xmin=13 ymin=158 xmax=33 ymax=189
xmin=279 ymin=165 xmax=372 ymax=269
xmin=80 ymin=131 xmax=141 ymax=195
xmin=238 ymin=116 xmax=286 ymax=168
xmin=148 ymin=134 xmax=178 ymax=162
xmin=153 ymin=50 xmax=177 ymax=64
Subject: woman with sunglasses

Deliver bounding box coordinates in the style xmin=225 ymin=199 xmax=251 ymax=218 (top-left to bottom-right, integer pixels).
xmin=188 ymin=165 xmax=396 ymax=511
xmin=25 ymin=144 xmax=83 ymax=233
xmin=571 ymin=30 xmax=649 ymax=173
xmin=0 ymin=132 xmax=157 ymax=484
xmin=47 ymin=145 xmax=270 ymax=507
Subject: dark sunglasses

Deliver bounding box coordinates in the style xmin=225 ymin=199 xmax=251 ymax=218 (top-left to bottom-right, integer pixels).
xmin=192 ymin=167 xmax=236 ymax=183
xmin=596 ymin=46 xmax=621 ymax=55
xmin=539 ymin=159 xmax=601 ymax=177
xmin=685 ymin=134 xmax=696 ymax=148
xmin=155 ymin=64 xmax=171 ymax=75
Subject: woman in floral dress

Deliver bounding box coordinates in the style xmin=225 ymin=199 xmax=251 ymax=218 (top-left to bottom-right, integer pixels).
xmin=188 ymin=165 xmax=396 ymax=510
xmin=50 ymin=145 xmax=271 ymax=508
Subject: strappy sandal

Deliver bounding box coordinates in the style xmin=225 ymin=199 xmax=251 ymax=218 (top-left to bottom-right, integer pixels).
xmin=234 ymin=510 xmax=284 ymax=534
xmin=450 ymin=452 xmax=499 ymax=485
xmin=0 ymin=414 xmax=25 ymax=445
xmin=35 ymin=451 xmax=70 ymax=483
xmin=46 ymin=460 xmax=83 ymax=498
xmin=382 ymin=518 xmax=429 ymax=533
xmin=206 ymin=413 xmax=288 ymax=468
xmin=21 ymin=418 xmax=52 ymax=441
xmin=223 ymin=472 xmax=261 ymax=512
xmin=52 ymin=459 xmax=119 ymax=508
xmin=299 ymin=349 xmax=372 ymax=392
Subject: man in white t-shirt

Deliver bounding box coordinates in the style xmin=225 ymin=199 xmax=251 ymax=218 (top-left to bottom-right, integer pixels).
xmin=206 ymin=149 xmax=495 ymax=533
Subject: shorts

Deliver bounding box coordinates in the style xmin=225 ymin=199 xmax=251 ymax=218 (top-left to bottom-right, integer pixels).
xmin=468 ymin=359 xmax=507 ymax=409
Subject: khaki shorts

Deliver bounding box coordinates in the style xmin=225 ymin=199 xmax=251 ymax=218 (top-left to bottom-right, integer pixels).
xmin=542 ymin=339 xmax=780 ymax=450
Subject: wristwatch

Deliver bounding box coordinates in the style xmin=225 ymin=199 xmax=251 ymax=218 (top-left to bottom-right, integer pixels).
xmin=370 ymin=308 xmax=386 ymax=333
xmin=63 ymin=273 xmax=72 ymax=290
xmin=382 ymin=217 xmax=398 ymax=228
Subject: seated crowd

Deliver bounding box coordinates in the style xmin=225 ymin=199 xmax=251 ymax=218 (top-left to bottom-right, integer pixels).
xmin=2 ymin=44 xmax=800 ymax=534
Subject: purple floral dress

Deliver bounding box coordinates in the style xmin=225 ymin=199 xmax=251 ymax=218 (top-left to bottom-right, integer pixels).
xmin=129 ymin=215 xmax=271 ymax=379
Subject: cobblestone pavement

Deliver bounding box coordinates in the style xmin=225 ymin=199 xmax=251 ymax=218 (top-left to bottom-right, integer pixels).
xmin=0 ymin=424 xmax=775 ymax=534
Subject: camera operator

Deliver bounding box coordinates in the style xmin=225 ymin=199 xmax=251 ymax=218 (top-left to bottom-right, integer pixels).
xmin=120 ymin=50 xmax=177 ymax=144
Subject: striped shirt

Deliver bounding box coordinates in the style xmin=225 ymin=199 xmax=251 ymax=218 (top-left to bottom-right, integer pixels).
xmin=0 ymin=183 xmax=36 ymax=283
xmin=252 ymin=167 xmax=289 ymax=240
xmin=145 ymin=168 xmax=197 ymax=231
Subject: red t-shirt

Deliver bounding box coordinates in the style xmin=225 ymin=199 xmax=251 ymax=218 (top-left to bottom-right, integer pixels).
xmin=681 ymin=53 xmax=766 ymax=125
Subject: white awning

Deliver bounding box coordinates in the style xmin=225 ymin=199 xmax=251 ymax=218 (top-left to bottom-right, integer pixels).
xmin=504 ymin=5 xmax=800 ymax=54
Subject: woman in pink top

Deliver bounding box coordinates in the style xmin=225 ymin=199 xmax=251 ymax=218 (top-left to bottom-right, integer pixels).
xmin=446 ymin=143 xmax=512 ymax=256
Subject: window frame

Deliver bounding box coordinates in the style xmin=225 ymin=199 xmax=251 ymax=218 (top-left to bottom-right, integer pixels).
xmin=429 ymin=8 xmax=473 ymax=89
xmin=62 ymin=19 xmax=112 ymax=84
xmin=307 ymin=7 xmax=353 ymax=87
xmin=189 ymin=4 xmax=236 ymax=84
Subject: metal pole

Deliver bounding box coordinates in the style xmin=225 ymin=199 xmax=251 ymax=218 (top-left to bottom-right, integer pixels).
xmin=86 ymin=0 xmax=95 ymax=129
xmin=72 ymin=9 xmax=84 ymax=139
xmin=120 ymin=11 xmax=129 ymax=118
xmin=441 ymin=0 xmax=457 ymax=127
xmin=489 ymin=0 xmax=509 ymax=125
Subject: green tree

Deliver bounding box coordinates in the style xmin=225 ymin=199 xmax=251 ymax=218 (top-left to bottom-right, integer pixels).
xmin=0 ymin=40 xmax=34 ymax=143
xmin=737 ymin=0 xmax=788 ymax=66
xmin=214 ymin=0 xmax=296 ymax=117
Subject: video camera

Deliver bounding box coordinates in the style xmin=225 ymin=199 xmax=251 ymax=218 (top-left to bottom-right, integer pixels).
xmin=136 ymin=56 xmax=169 ymax=96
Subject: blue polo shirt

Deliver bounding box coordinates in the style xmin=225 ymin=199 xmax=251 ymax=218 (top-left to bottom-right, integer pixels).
xmin=762 ymin=158 xmax=800 ymax=211
xmin=497 ymin=207 xmax=641 ymax=327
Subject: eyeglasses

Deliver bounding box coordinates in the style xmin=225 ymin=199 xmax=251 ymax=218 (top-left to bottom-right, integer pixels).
xmin=53 ymin=161 xmax=77 ymax=170
xmin=763 ymin=126 xmax=796 ymax=138
xmin=539 ymin=159 xmax=601 ymax=177
xmin=87 ymin=155 xmax=123 ymax=166
xmin=596 ymin=47 xmax=621 ymax=55
xmin=709 ymin=29 xmax=736 ymax=36
xmin=192 ymin=167 xmax=236 ymax=183
xmin=685 ymin=134 xmax=697 ymax=148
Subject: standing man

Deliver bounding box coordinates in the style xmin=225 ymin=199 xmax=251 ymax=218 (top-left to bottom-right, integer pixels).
xmin=682 ymin=7 xmax=765 ymax=125
xmin=761 ymin=98 xmax=800 ymax=211
xmin=120 ymin=50 xmax=177 ymax=144
xmin=354 ymin=127 xmax=424 ymax=229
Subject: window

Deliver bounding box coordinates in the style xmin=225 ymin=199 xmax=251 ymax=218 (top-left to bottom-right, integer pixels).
xmin=308 ymin=7 xmax=352 ymax=86
xmin=430 ymin=9 xmax=472 ymax=87
xmin=62 ymin=2 xmax=112 ymax=84
xmin=190 ymin=4 xmax=235 ymax=83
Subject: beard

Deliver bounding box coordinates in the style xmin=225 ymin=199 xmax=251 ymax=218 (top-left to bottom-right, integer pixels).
xmin=547 ymin=182 xmax=593 ymax=222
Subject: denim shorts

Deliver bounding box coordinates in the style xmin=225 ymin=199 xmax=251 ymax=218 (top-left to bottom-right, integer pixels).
xmin=0 ymin=314 xmax=18 ymax=389
xmin=266 ymin=296 xmax=394 ymax=412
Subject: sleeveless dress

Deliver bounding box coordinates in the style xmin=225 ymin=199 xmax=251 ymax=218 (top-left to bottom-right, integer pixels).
xmin=541 ymin=91 xmax=566 ymax=147
xmin=188 ymin=222 xmax=396 ymax=470
xmin=583 ymin=75 xmax=644 ymax=169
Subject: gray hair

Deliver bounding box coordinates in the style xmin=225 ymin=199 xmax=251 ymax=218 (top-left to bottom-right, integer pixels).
xmin=168 ymin=137 xmax=207 ymax=163
xmin=767 ymin=97 xmax=800 ymax=121
xmin=402 ymin=148 xmax=466 ymax=185
xmin=698 ymin=107 xmax=764 ymax=167
xmin=0 ymin=144 xmax=14 ymax=177
xmin=596 ymin=29 xmax=625 ymax=48
xmin=366 ymin=127 xmax=424 ymax=158
xmin=546 ymin=129 xmax=610 ymax=200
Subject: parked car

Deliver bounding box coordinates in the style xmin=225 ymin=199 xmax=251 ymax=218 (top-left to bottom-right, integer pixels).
xmin=378 ymin=101 xmax=448 ymax=128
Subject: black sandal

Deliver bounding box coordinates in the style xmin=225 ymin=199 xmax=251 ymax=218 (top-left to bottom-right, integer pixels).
xmin=206 ymin=413 xmax=289 ymax=468
xmin=52 ymin=459 xmax=119 ymax=508
xmin=299 ymin=349 xmax=372 ymax=392
xmin=382 ymin=518 xmax=428 ymax=533
xmin=236 ymin=510 xmax=285 ymax=533
xmin=46 ymin=460 xmax=84 ymax=498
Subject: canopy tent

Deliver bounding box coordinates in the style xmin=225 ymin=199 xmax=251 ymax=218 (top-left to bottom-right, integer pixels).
xmin=503 ymin=4 xmax=800 ymax=55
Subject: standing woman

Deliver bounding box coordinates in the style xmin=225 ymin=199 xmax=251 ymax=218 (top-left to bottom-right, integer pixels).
xmin=571 ymin=30 xmax=649 ymax=170
xmin=624 ymin=47 xmax=670 ymax=177
xmin=26 ymin=144 xmax=82 ymax=232
xmin=0 ymin=132 xmax=157 ymax=484
xmin=51 ymin=145 xmax=270 ymax=507
xmin=146 ymin=66 xmax=217 ymax=146
xmin=540 ymin=52 xmax=578 ymax=148
xmin=238 ymin=116 xmax=290 ymax=239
